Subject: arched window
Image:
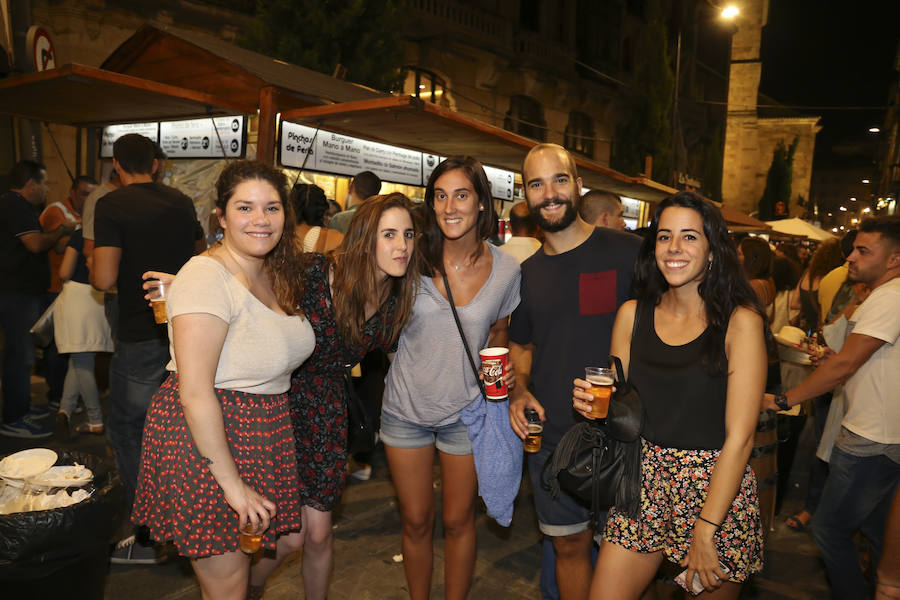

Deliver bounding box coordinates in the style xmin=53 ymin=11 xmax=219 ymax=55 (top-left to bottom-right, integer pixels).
xmin=565 ymin=111 xmax=594 ymax=157
xmin=504 ymin=95 xmax=546 ymax=141
xmin=401 ymin=68 xmax=447 ymax=105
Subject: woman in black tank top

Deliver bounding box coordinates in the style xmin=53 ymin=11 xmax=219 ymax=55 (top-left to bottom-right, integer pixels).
xmin=572 ymin=192 xmax=769 ymax=599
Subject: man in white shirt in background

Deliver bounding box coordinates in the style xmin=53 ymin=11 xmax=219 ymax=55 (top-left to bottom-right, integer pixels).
xmin=498 ymin=201 xmax=542 ymax=264
xmin=764 ymin=215 xmax=900 ymax=599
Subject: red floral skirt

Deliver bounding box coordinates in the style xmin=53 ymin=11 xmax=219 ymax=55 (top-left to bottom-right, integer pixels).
xmin=132 ymin=373 xmax=302 ymax=558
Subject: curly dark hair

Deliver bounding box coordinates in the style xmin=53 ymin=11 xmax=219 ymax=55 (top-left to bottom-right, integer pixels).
xmin=806 ymin=238 xmax=844 ymax=283
xmin=420 ymin=156 xmax=497 ymax=275
xmin=634 ymin=191 xmax=769 ymax=375
xmin=215 ymin=161 xmax=306 ymax=315
xmin=740 ymin=237 xmax=773 ymax=280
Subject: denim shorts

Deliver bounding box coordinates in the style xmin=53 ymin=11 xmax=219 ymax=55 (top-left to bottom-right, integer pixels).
xmin=379 ymin=410 xmax=472 ymax=455
xmin=527 ymin=445 xmax=593 ymax=537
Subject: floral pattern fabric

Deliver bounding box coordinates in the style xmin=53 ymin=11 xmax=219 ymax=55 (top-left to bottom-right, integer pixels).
xmin=289 ymin=253 xmax=395 ymax=512
xmin=603 ymin=439 xmax=764 ymax=580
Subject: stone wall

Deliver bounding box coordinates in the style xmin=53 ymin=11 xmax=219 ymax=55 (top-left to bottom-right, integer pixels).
xmin=721 ymin=0 xmax=820 ymax=217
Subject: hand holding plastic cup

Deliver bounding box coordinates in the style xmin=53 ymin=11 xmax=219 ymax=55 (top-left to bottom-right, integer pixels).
xmin=479 ymin=347 xmax=509 ymax=400
xmin=584 ymin=367 xmax=615 ymax=418
xmin=239 ymin=521 xmax=267 ymax=554
xmin=146 ymin=280 xmax=168 ymax=324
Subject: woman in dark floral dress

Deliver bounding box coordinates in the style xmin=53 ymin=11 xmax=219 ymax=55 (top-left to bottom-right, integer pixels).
xmin=249 ymin=192 xmax=420 ymax=600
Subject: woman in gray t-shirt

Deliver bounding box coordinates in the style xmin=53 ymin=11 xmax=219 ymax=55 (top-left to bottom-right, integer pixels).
xmin=381 ymin=156 xmax=520 ymax=600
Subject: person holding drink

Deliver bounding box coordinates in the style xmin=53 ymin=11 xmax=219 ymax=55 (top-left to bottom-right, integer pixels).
xmin=132 ymin=161 xmax=315 ymax=600
xmin=247 ymin=192 xmax=421 ymax=600
xmin=382 ymin=156 xmax=520 ymax=600
xmin=572 ymin=192 xmax=767 ymax=599
xmin=583 ymin=366 xmax=615 ymax=418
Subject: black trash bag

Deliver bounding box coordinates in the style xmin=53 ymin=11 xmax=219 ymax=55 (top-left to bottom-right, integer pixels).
xmin=0 ymin=451 xmax=123 ymax=599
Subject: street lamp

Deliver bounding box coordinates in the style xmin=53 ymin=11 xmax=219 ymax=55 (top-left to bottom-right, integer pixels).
xmin=869 ymin=127 xmax=881 ymax=133
xmin=672 ymin=6 xmax=740 ymax=186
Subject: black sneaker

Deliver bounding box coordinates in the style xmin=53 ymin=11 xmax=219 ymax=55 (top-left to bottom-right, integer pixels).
xmin=0 ymin=417 xmax=54 ymax=439
xmin=110 ymin=535 xmax=166 ymax=565
xmin=26 ymin=405 xmax=51 ymax=419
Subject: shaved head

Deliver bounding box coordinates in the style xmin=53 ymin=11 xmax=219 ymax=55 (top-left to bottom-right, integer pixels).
xmin=579 ymin=190 xmax=625 ymax=230
xmin=523 ymin=143 xmax=579 ymax=183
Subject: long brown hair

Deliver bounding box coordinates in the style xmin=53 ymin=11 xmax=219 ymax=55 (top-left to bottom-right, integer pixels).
xmin=330 ymin=193 xmax=420 ymax=349
xmin=806 ymin=238 xmax=844 ymax=283
xmin=420 ymin=156 xmax=497 ymax=276
xmin=215 ymin=160 xmax=306 ymax=315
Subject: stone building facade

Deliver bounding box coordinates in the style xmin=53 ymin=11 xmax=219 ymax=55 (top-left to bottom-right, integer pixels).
xmin=721 ymin=0 xmax=820 ymax=216
xmin=3 ymin=0 xmax=735 ymax=198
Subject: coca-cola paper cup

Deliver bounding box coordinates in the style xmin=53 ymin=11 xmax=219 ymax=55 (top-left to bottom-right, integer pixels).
xmin=479 ymin=347 xmax=509 ymax=400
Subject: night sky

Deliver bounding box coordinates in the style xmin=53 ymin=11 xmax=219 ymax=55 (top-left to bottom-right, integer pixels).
xmin=759 ymin=0 xmax=900 ymax=167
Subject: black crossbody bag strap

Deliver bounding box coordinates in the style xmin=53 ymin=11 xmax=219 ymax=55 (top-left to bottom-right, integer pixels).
xmin=441 ymin=272 xmax=489 ymax=400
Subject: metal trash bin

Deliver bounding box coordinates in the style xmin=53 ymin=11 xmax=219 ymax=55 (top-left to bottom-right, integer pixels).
xmin=0 ymin=451 xmax=123 ymax=600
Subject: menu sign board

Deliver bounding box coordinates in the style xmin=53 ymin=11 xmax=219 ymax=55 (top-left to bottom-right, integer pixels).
xmin=280 ymin=121 xmax=516 ymax=197
xmin=483 ymin=165 xmax=515 ymax=201
xmin=422 ymin=154 xmax=443 ymax=184
xmin=159 ymin=116 xmax=246 ymax=158
xmin=100 ymin=123 xmax=159 ymax=158
xmin=100 ymin=117 xmax=245 ymax=159
xmin=280 ymin=122 xmax=422 ymax=185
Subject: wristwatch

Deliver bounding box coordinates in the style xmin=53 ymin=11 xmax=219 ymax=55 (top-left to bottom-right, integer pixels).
xmin=774 ymin=393 xmax=790 ymax=411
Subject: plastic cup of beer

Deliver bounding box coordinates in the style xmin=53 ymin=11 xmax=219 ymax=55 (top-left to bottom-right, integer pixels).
xmin=585 ymin=367 xmax=615 ymax=418
xmin=239 ymin=521 xmax=266 ymax=554
xmin=147 ymin=280 xmax=168 ymax=324
xmin=523 ymin=409 xmax=543 ymax=453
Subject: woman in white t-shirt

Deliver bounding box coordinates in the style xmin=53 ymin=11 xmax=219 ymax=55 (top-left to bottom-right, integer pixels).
xmin=381 ymin=156 xmax=520 ymax=600
xmin=133 ymin=161 xmax=315 ymax=600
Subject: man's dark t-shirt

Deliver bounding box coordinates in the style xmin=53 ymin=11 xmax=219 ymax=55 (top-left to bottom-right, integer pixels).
xmin=509 ymin=227 xmax=641 ymax=447
xmin=94 ymin=182 xmax=202 ymax=343
xmin=0 ymin=190 xmax=50 ymax=293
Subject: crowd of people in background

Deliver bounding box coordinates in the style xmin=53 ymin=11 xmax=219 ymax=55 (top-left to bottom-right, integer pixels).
xmin=1 ymin=135 xmax=898 ymax=600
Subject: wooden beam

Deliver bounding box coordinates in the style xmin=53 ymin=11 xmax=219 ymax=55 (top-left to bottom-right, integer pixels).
xmin=257 ymin=85 xmax=278 ymax=165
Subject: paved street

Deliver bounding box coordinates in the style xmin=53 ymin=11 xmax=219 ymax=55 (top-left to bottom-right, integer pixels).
xmin=1 ymin=375 xmax=832 ymax=599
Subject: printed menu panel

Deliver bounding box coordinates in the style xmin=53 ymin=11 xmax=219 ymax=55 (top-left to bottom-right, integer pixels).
xmin=280 ymin=121 xmax=421 ymax=185
xmin=100 ymin=123 xmax=159 ymax=158
xmin=281 ymin=121 xmax=516 ymax=198
xmin=159 ymin=116 xmax=245 ymax=158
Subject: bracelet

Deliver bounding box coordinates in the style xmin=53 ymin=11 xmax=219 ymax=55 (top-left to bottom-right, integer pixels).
xmin=697 ymin=515 xmax=722 ymax=529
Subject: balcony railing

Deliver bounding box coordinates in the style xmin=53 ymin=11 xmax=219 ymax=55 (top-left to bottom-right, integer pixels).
xmin=410 ymin=0 xmax=512 ymax=45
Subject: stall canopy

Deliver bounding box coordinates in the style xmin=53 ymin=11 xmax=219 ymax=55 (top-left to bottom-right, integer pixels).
xmin=101 ymin=24 xmax=385 ymax=111
xmin=765 ymin=217 xmax=835 ymax=240
xmin=719 ymin=204 xmax=771 ymax=230
xmin=280 ymin=96 xmax=677 ymax=203
xmin=0 ymin=63 xmax=250 ymax=126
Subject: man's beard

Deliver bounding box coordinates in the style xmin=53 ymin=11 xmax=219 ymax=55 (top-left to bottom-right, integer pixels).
xmin=529 ymin=198 xmax=577 ymax=232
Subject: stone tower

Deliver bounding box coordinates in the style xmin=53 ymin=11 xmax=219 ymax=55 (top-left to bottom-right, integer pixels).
xmin=721 ymin=0 xmax=821 ymax=216
xmin=721 ymin=0 xmax=769 ymax=214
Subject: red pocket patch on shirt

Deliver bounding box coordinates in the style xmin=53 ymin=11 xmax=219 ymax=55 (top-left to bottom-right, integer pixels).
xmin=579 ymin=271 xmax=617 ymax=315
